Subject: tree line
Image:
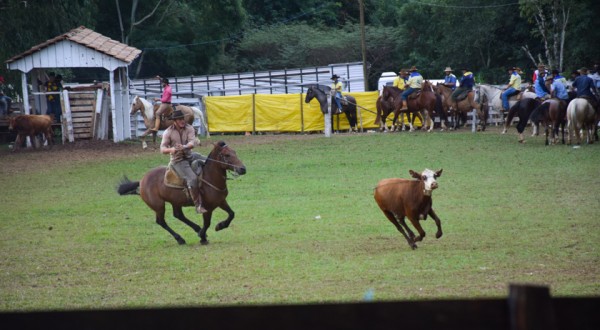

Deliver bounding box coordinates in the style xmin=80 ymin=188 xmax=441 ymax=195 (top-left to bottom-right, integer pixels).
xmin=1 ymin=0 xmax=598 ymax=93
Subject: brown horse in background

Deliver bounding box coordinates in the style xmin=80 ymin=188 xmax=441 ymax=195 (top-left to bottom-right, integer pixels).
xmin=381 ymin=86 xmax=421 ymax=131
xmin=8 ymin=114 xmax=54 ymax=151
xmin=374 ymin=93 xmax=400 ymax=132
xmin=118 ymin=141 xmax=247 ymax=245
xmin=436 ymin=83 xmax=486 ymax=131
xmin=529 ymin=99 xmax=568 ymax=145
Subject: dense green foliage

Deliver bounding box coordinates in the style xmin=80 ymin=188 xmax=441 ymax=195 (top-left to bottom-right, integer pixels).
xmin=1 ymin=0 xmax=599 ymax=89
xmin=0 ymin=129 xmax=598 ymax=310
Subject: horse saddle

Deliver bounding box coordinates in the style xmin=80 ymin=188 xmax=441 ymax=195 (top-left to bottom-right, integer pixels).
xmin=454 ymin=90 xmax=471 ymax=102
xmin=408 ymin=89 xmax=422 ymax=100
xmin=163 ymin=159 xmax=205 ymax=189
xmin=157 ymin=104 xmax=178 ymax=120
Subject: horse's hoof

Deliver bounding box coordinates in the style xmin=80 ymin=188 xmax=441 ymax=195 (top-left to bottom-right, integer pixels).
xmin=410 ymin=243 xmax=418 ymax=250
xmin=200 ymin=240 xmax=209 ymax=245
xmin=436 ymin=232 xmax=443 ymax=239
xmin=177 ymin=238 xmax=186 ymax=245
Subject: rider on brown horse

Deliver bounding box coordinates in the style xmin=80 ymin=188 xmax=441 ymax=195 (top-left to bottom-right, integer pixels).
xmin=160 ymin=110 xmax=206 ymax=213
xmin=152 ymin=76 xmax=172 ymax=132
xmin=451 ymin=68 xmax=474 ymax=102
xmin=400 ymin=66 xmax=424 ymax=111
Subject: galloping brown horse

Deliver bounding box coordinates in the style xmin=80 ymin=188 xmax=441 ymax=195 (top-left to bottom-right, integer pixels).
xmin=118 ymin=141 xmax=247 ymax=245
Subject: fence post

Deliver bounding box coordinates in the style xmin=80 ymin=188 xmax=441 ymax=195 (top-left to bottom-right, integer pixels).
xmin=325 ymin=94 xmax=332 ymax=137
xmin=471 ymin=109 xmax=476 ymax=132
xmin=508 ymin=284 xmax=557 ymax=330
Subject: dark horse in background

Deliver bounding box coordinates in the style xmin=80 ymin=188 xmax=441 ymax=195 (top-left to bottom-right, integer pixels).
xmin=502 ymin=98 xmax=541 ymax=143
xmin=529 ymin=98 xmax=568 ymax=145
xmin=304 ymin=84 xmax=359 ymax=132
xmin=118 ymin=141 xmax=247 ymax=245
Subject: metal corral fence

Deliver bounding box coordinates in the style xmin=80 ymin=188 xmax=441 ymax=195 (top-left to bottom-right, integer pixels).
xmin=128 ymin=62 xmax=367 ymax=137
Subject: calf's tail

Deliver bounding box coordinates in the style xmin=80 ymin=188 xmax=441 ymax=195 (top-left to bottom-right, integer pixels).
xmin=117 ymin=176 xmax=140 ymax=195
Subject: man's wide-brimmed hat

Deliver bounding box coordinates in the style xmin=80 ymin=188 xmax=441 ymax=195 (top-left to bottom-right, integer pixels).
xmin=545 ymin=75 xmax=554 ymax=81
xmin=579 ymin=67 xmax=589 ymax=73
xmin=331 ymin=74 xmax=340 ymax=80
xmin=538 ymin=63 xmax=546 ymax=68
xmin=170 ymin=109 xmax=185 ymax=120
xmin=444 ymin=67 xmax=453 ymax=72
xmin=409 ymin=66 xmax=418 ymax=71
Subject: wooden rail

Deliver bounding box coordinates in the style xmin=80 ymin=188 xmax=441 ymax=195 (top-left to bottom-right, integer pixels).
xmin=0 ymin=285 xmax=597 ymax=330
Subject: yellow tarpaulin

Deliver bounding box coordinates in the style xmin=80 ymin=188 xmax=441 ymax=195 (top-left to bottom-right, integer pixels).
xmin=205 ymin=91 xmax=383 ymax=133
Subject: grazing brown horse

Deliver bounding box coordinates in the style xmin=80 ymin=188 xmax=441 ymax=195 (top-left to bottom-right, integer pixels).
xmin=130 ymin=96 xmax=204 ymax=149
xmin=117 ymin=141 xmax=247 ymax=245
xmin=8 ymin=114 xmax=54 ymax=151
xmin=529 ymin=99 xmax=568 ymax=145
xmin=436 ymin=83 xmax=486 ymax=131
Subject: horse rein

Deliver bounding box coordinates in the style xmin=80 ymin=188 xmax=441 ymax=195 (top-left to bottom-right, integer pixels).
xmin=200 ymin=145 xmax=242 ymax=192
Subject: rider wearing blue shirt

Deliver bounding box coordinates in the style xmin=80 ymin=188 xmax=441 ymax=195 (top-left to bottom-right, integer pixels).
xmin=443 ymin=67 xmax=457 ymax=90
xmin=451 ymin=68 xmax=474 ymax=101
xmin=572 ymin=67 xmax=598 ymax=98
xmin=534 ymin=71 xmax=551 ymax=99
xmin=548 ymin=75 xmax=569 ymax=101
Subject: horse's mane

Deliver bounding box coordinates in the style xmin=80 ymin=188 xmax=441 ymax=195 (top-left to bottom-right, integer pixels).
xmin=308 ymin=84 xmax=331 ymax=93
xmin=138 ymin=97 xmax=154 ymax=120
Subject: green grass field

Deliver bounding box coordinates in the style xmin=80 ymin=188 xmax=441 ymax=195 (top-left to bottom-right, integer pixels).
xmin=0 ymin=127 xmax=598 ymax=311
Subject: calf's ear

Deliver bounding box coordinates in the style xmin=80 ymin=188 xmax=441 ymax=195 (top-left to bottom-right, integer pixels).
xmin=409 ymin=170 xmax=420 ymax=179
xmin=435 ymin=169 xmax=443 ymax=177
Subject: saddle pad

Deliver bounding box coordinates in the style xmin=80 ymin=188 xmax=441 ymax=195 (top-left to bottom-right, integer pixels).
xmin=164 ymin=166 xmax=186 ymax=189
xmin=408 ymin=90 xmax=422 ymax=99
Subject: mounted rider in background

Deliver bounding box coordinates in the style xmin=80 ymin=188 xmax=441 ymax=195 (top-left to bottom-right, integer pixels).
xmin=151 ymin=76 xmax=173 ymax=132
xmin=400 ymin=66 xmax=423 ymax=111
xmin=534 ymin=70 xmax=551 ymax=100
xmin=393 ymin=69 xmax=408 ymax=90
xmin=501 ymin=67 xmax=522 ymax=113
xmin=572 ymin=67 xmax=599 ymax=110
xmin=442 ymin=67 xmax=457 ymax=90
xmin=451 ymin=68 xmax=474 ymax=101
xmin=331 ymin=74 xmax=343 ymax=113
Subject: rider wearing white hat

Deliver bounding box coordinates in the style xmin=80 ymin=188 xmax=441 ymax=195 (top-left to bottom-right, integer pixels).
xmin=443 ymin=67 xmax=457 ymax=90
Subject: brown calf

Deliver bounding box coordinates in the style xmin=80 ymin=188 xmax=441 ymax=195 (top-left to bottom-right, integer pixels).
xmin=8 ymin=114 xmax=54 ymax=150
xmin=374 ymin=168 xmax=443 ymax=250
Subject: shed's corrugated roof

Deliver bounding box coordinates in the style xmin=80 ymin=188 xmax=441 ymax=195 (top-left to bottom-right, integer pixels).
xmin=5 ymin=26 xmax=142 ymax=64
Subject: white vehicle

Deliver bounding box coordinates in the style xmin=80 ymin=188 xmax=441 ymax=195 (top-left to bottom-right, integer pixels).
xmin=378 ymin=72 xmax=398 ymax=94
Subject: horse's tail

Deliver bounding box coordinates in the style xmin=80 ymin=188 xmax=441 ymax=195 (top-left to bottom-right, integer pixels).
xmin=117 ymin=176 xmax=140 ymax=195
xmin=375 ymin=97 xmax=382 ymax=124
xmin=530 ymin=101 xmax=550 ymax=124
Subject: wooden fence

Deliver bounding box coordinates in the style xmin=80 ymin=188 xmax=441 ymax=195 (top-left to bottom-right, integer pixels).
xmin=0 ymin=285 xmax=597 ymax=330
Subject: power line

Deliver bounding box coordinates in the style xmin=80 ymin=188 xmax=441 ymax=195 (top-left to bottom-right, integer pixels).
xmin=409 ymin=0 xmax=529 ymax=9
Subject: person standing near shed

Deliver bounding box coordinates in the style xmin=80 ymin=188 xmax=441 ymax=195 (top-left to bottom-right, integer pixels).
xmin=40 ymin=72 xmax=63 ymax=123
xmin=151 ymin=76 xmax=173 ymax=132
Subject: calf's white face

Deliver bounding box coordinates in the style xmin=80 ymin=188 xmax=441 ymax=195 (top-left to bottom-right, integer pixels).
xmin=410 ymin=168 xmax=443 ymax=196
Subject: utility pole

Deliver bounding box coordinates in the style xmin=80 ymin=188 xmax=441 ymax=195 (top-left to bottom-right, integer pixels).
xmin=358 ymin=0 xmax=368 ymax=91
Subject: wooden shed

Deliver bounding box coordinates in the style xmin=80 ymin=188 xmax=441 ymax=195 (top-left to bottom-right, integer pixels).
xmin=4 ymin=26 xmax=141 ymax=142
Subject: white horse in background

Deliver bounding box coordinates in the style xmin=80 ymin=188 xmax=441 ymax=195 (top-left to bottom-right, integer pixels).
xmin=566 ymin=97 xmax=598 ymax=145
xmin=130 ymin=96 xmax=209 ymax=149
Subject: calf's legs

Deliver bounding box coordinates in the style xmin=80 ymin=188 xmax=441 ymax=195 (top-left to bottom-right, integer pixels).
xmin=382 ymin=210 xmax=417 ymax=249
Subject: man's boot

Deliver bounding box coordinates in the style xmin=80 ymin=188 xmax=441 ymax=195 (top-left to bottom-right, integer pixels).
xmin=150 ymin=117 xmax=161 ymax=132
xmin=400 ymin=100 xmax=408 ymax=111
xmin=190 ymin=186 xmax=207 ymax=214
